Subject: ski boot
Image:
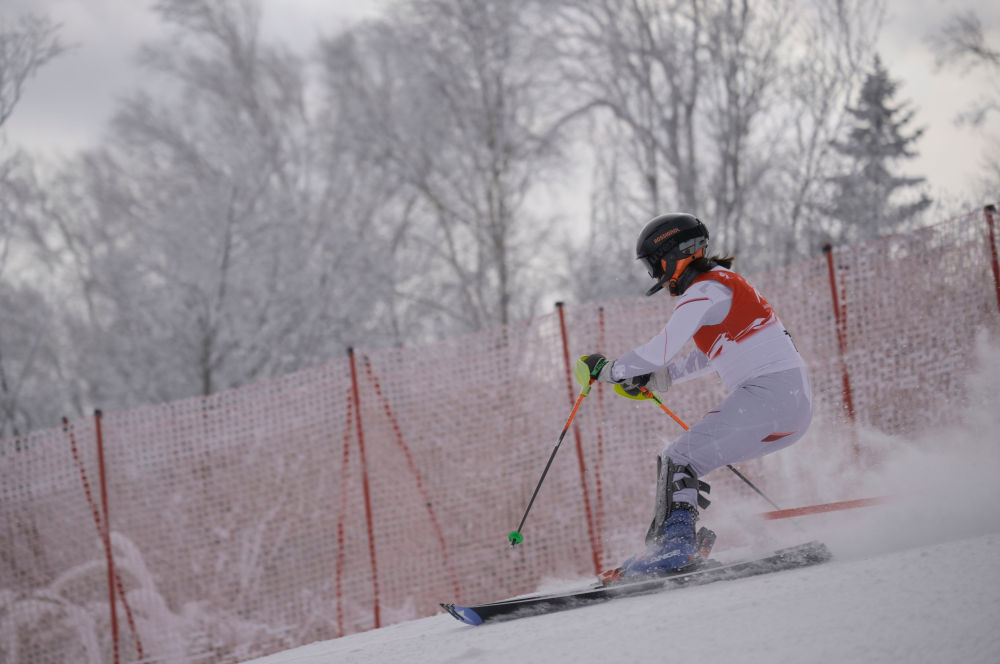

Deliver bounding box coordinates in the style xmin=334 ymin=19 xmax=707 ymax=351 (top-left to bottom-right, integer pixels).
xmin=599 ymin=457 xmax=712 ymax=585
xmin=600 ymin=504 xmax=699 ymax=583
xmin=599 ymin=523 xmax=716 ymax=585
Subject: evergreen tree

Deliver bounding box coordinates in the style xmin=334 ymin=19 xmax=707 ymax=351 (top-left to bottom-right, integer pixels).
xmin=823 ymin=55 xmax=932 ymax=243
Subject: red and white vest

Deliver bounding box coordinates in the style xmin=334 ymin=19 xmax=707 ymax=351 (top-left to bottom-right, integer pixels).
xmin=684 ymin=268 xmax=803 ymax=390
xmin=611 ymin=267 xmax=804 ymax=392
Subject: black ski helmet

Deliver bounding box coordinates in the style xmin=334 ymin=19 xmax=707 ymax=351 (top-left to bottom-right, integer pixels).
xmin=636 ymin=213 xmax=709 ymax=296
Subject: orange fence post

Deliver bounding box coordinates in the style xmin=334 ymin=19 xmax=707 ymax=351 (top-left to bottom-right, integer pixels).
xmin=334 ymin=389 xmax=353 ymax=637
xmin=94 ymin=410 xmax=119 ymax=664
xmin=823 ymin=244 xmax=860 ymax=458
xmin=555 ymin=302 xmax=603 ymax=576
xmin=65 ymin=417 xmax=143 ymax=660
xmin=985 ymin=204 xmax=1000 ymax=313
xmin=347 ymin=348 xmax=380 ymax=629
xmin=593 ymin=307 xmax=607 ymax=561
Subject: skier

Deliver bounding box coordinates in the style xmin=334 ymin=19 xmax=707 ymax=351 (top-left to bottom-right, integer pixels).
xmin=579 ymin=213 xmax=812 ymax=582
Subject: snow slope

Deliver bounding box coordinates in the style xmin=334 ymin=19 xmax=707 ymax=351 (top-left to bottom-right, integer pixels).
xmin=244 ymin=531 xmax=1000 ymax=664
xmin=244 ymin=336 xmax=1000 ymax=664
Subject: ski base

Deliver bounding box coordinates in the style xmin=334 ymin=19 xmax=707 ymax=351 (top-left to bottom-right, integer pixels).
xmin=441 ymin=540 xmax=830 ymax=626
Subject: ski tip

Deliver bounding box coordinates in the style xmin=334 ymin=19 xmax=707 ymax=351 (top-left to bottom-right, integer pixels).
xmin=806 ymin=540 xmax=833 ymax=563
xmin=441 ymin=603 xmax=484 ymax=626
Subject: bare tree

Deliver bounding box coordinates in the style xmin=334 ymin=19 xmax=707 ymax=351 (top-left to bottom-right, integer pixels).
xmin=550 ymin=0 xmax=884 ymax=298
xmin=39 ymin=0 xmax=385 ymax=413
xmin=551 ymin=0 xmax=704 ymax=216
xmin=931 ymin=10 xmax=1000 ymax=197
xmin=770 ymin=0 xmax=884 ymax=259
xmin=550 ymin=0 xmax=798 ymax=254
xmin=321 ymin=0 xmax=571 ymax=336
xmin=934 ymin=11 xmax=1000 ymax=73
xmin=0 ymin=13 xmax=67 ymax=127
xmin=0 ymin=12 xmax=68 ymax=436
xmin=701 ymin=0 xmax=796 ymax=253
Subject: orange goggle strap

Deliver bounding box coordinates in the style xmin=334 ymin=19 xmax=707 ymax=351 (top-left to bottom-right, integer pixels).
xmin=665 ymin=249 xmax=705 ymax=295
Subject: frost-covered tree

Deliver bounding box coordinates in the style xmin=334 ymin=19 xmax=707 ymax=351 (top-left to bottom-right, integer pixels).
xmin=772 ymin=0 xmax=885 ymax=261
xmin=0 ymin=13 xmax=66 ymax=126
xmin=42 ymin=0 xmax=388 ymax=413
xmin=550 ymin=0 xmax=883 ymax=301
xmin=320 ymin=0 xmax=570 ymax=336
xmin=933 ymin=10 xmax=1000 ymax=126
xmin=821 ymin=55 xmax=931 ymax=243
xmin=932 ymin=10 xmax=1000 ymax=198
xmin=0 ymin=12 xmax=68 ymax=436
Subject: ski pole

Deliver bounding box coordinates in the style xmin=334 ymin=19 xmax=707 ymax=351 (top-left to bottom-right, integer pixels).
xmin=508 ymin=380 xmax=594 ymax=547
xmin=638 ymin=387 xmax=783 ymax=511
xmin=725 ymin=464 xmax=782 ymax=511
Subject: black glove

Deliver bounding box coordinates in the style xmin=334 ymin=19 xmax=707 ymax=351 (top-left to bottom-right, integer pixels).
xmin=617 ymin=372 xmax=651 ymax=396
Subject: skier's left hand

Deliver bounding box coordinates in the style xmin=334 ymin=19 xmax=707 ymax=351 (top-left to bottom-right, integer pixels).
xmin=615 ymin=373 xmax=651 ymax=396
xmin=614 ymin=367 xmax=671 ymax=400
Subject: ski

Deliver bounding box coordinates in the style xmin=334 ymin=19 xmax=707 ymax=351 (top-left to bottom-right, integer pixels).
xmin=441 ymin=540 xmax=831 ymax=626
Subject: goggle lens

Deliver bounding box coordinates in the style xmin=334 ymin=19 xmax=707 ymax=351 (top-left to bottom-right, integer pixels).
xmin=643 ymin=255 xmax=663 ymax=279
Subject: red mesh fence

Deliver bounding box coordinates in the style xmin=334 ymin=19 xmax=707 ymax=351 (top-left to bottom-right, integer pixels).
xmin=2 ymin=206 xmax=999 ymax=663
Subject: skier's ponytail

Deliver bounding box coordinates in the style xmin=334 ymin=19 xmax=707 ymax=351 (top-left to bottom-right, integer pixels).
xmin=690 ymin=254 xmax=735 ymax=272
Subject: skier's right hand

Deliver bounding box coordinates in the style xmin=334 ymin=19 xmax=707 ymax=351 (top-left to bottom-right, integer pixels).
xmin=575 ymin=353 xmax=613 ymax=385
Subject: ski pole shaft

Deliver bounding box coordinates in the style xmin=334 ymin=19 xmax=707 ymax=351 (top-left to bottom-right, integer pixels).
xmin=724 ymin=464 xmax=782 ymax=511
xmin=637 ymin=387 xmax=689 ymax=431
xmin=509 ymin=383 xmax=592 ymax=547
xmin=638 ymin=387 xmax=783 ymax=511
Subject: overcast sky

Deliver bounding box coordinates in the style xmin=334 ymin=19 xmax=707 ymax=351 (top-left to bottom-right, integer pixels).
xmin=4 ymin=0 xmax=999 ymax=205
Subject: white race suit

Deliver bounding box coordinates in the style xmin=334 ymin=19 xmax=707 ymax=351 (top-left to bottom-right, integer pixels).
xmin=610 ymin=266 xmax=812 ymax=508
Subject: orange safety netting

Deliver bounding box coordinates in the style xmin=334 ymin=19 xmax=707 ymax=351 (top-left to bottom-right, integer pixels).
xmin=2 ymin=206 xmax=999 ymax=663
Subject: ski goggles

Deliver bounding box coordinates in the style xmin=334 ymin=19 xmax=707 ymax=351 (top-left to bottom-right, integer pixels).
xmin=641 ymin=236 xmax=708 ymax=279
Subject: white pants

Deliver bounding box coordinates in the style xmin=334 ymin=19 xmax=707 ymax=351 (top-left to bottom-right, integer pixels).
xmin=666 ymin=367 xmax=812 ymax=507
